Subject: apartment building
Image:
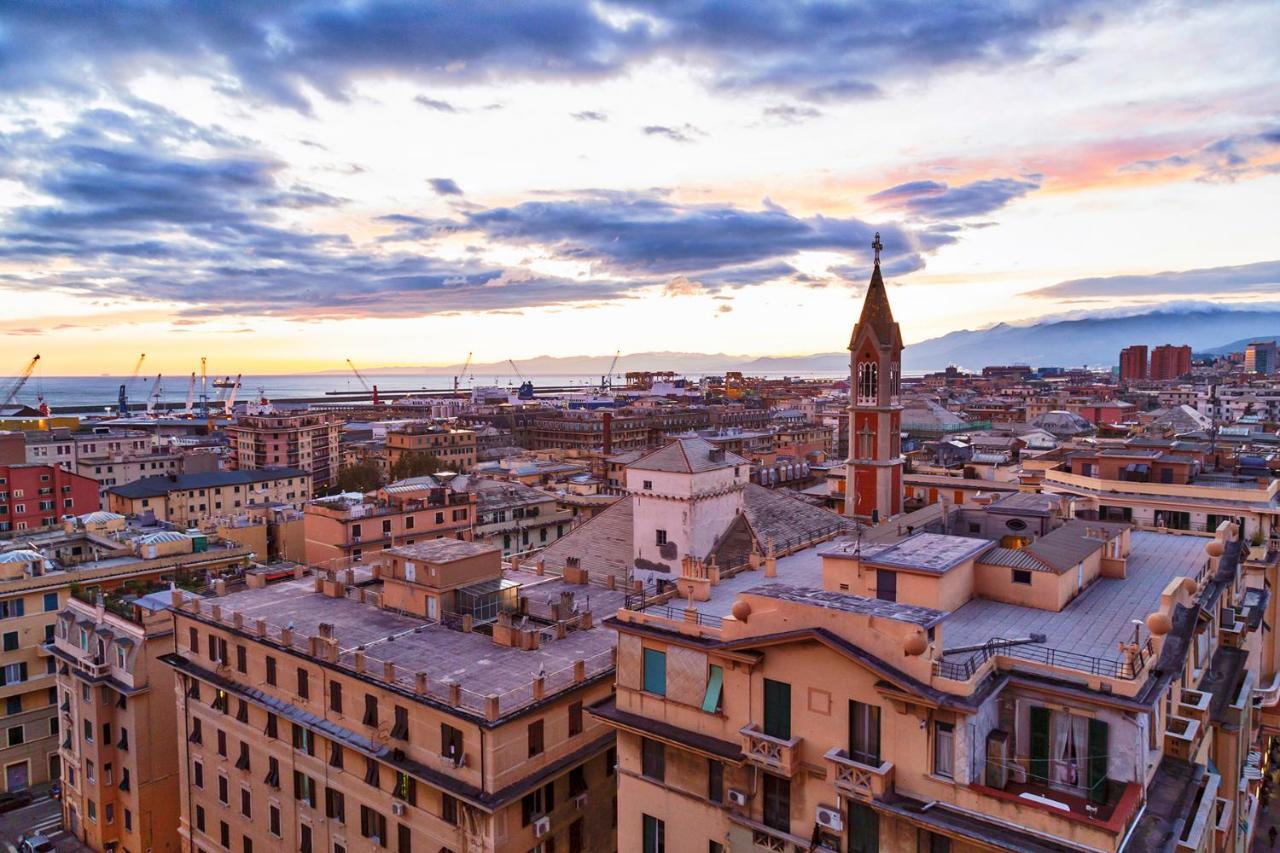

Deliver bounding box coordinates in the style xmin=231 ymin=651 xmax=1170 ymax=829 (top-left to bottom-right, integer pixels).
xmin=227 ymin=412 xmax=341 ymax=489
xmin=0 ymin=512 xmax=251 ymax=792
xmin=1150 ymin=345 xmax=1193 ymax=381
xmin=303 ymin=476 xmax=475 ymax=565
xmin=594 ymin=504 xmax=1269 ymax=852
xmin=162 ymin=539 xmax=619 ymax=853
xmin=386 ymin=422 xmax=478 ymax=471
xmin=25 ymin=428 xmax=153 ymax=470
xmin=455 ymin=476 xmax=576 ymax=557
xmin=105 ymin=468 xmax=311 ymax=528
xmin=1118 ymin=346 xmax=1149 ymax=382
xmin=528 ymin=410 xmax=650 ymax=455
xmin=0 ymin=462 xmax=100 ymax=535
xmin=50 ymin=589 xmax=184 ymax=851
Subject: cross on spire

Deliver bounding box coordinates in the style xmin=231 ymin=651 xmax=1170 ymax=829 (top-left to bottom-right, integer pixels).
xmin=872 ymin=232 xmax=882 ymax=266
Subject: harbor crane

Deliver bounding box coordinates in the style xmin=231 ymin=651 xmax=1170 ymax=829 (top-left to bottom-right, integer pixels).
xmin=223 ymin=375 xmax=242 ymax=416
xmin=453 ymin=352 xmax=473 ymax=397
xmin=601 ymin=349 xmax=620 ymax=393
xmin=144 ymin=375 xmax=164 ymax=415
xmin=1 ymin=355 xmax=40 ymax=408
xmin=183 ymin=372 xmax=196 ymax=417
xmin=346 ymin=358 xmax=381 ymax=405
xmin=117 ymin=353 xmax=147 ymax=416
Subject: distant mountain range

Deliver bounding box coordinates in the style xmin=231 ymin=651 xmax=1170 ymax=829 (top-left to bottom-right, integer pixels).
xmin=334 ymin=306 xmax=1280 ymax=377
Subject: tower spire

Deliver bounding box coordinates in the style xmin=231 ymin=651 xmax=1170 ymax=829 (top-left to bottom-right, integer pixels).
xmin=872 ymin=231 xmax=882 ymax=267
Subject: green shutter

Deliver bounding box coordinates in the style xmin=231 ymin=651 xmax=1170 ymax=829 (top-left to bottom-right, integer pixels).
xmin=642 ymin=649 xmax=666 ymax=696
xmin=1087 ymin=718 xmax=1109 ymax=804
xmin=1029 ymin=706 xmax=1050 ymax=783
xmin=763 ymin=679 xmax=791 ymax=740
xmin=701 ymin=665 xmax=724 ymax=713
xmin=849 ymin=801 xmax=879 ymax=853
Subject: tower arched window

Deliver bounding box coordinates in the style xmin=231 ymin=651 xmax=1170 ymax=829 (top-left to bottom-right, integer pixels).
xmin=857 ymin=362 xmax=878 ymax=405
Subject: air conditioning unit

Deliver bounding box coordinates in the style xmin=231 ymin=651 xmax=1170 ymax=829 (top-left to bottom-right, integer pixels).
xmin=815 ymin=805 xmax=843 ymax=832
xmin=573 ymin=793 xmax=588 ymax=810
xmin=727 ymin=788 xmax=748 ymax=807
xmin=391 ymin=801 xmax=406 ymax=817
xmin=985 ymin=728 xmax=1009 ymax=789
xmin=534 ymin=816 xmax=551 ymax=837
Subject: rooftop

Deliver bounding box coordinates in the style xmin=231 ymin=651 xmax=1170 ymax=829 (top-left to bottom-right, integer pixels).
xmin=388 ymin=538 xmax=497 ymax=563
xmin=743 ymin=584 xmax=946 ymax=627
xmin=107 ymin=467 xmax=308 ymax=498
xmin=825 ymin=532 xmax=994 ymax=575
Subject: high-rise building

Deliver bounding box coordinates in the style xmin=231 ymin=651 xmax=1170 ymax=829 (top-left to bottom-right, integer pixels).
xmin=1119 ymin=345 xmax=1148 ymax=381
xmin=1149 ymin=344 xmax=1192 ymax=380
xmin=226 ymin=412 xmax=341 ymax=489
xmin=1244 ymin=340 xmax=1278 ymax=375
xmin=846 ymin=233 xmax=903 ymax=523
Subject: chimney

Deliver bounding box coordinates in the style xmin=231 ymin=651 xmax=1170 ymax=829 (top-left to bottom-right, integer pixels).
xmin=602 ymin=412 xmax=613 ymax=455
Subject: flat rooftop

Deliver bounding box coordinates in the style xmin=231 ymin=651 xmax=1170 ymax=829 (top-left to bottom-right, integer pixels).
xmin=940 ymin=531 xmax=1207 ymax=670
xmin=207 ymin=573 xmax=616 ymax=718
xmin=846 ymin=532 xmax=994 ymax=574
xmin=388 ymin=539 xmax=497 ymax=562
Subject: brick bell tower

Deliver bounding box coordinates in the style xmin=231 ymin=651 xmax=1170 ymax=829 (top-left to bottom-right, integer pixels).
xmin=846 ymin=232 xmax=904 ymax=522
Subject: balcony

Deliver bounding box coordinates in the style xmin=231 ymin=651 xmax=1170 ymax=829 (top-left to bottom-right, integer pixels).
xmin=1175 ymin=770 xmax=1220 ymax=853
xmin=1164 ymin=715 xmax=1203 ymax=762
xmin=739 ymin=724 xmax=802 ymax=777
xmin=1177 ymin=688 xmax=1211 ymax=726
xmin=824 ymin=747 xmax=894 ymax=800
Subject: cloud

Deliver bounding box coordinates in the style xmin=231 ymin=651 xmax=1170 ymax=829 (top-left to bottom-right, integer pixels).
xmin=761 ymin=104 xmax=822 ymax=125
xmin=642 ymin=124 xmax=705 ymax=143
xmin=571 ymin=110 xmax=608 ymax=122
xmin=662 ymin=276 xmax=705 ymax=297
xmin=413 ymin=96 xmax=460 ymax=113
xmin=717 ymin=304 xmax=733 ymax=314
xmin=1027 ymin=260 xmax=1280 ymax=299
xmin=427 ymin=177 xmax=464 ymax=196
xmin=459 ymin=191 xmax=941 ymax=276
xmin=869 ymin=177 xmax=1040 ymax=219
xmin=1121 ymin=129 xmax=1280 ymax=181
xmin=0 ymin=1 xmax=1121 ymax=109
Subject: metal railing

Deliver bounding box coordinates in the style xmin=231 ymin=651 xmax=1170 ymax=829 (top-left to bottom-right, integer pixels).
xmin=934 ymin=636 xmax=1155 ymax=681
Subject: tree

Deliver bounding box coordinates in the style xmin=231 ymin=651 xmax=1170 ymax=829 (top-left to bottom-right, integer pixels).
xmin=330 ymin=461 xmax=385 ymax=495
xmin=390 ymin=451 xmax=444 ymax=481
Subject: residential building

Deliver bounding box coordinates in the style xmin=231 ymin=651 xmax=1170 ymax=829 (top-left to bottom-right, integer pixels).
xmin=105 ymin=468 xmax=311 ymax=529
xmin=386 ymin=422 xmax=478 ymax=471
xmin=0 ymin=512 xmax=251 ymax=792
xmin=1150 ymin=344 xmax=1192 ymax=381
xmin=302 ymin=476 xmax=474 ymax=565
xmin=162 ymin=539 xmax=618 ymax=853
xmin=593 ymin=503 xmax=1269 ymax=852
xmin=1244 ymin=341 xmax=1278 ymax=375
xmin=226 ymin=412 xmax=341 ymax=489
xmin=527 ymin=410 xmax=650 ymax=455
xmin=847 ymin=234 xmax=904 ymax=522
xmin=1119 ymin=345 xmax=1148 ymax=382
xmin=453 ymin=475 xmax=576 ymax=557
xmin=51 ymin=588 xmax=185 ymax=851
xmin=0 ymin=463 xmax=99 ymax=536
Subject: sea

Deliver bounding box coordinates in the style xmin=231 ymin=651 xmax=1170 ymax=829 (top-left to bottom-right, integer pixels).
xmin=10 ymin=371 xmax=851 ymax=413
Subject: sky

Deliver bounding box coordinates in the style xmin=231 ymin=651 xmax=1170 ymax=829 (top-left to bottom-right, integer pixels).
xmin=0 ymin=1 xmax=1278 ymax=375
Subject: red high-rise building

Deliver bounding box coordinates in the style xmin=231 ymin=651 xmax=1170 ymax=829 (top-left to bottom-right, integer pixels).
xmin=846 ymin=233 xmax=903 ymax=523
xmin=1150 ymin=344 xmax=1192 ymax=380
xmin=0 ymin=463 xmax=99 ymax=534
xmin=1119 ymin=345 xmax=1148 ymax=381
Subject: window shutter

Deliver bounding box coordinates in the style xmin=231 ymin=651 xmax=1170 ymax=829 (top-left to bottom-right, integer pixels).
xmin=763 ymin=679 xmax=791 ymax=740
xmin=701 ymin=665 xmax=724 ymax=713
xmin=1087 ymin=718 xmax=1109 ymax=804
xmin=1029 ymin=706 xmax=1050 ymax=783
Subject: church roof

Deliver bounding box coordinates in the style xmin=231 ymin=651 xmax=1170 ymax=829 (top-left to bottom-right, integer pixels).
xmin=848 ymin=241 xmax=902 ymax=351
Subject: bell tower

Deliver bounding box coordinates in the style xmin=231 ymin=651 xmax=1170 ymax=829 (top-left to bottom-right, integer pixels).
xmin=846 ymin=233 xmax=903 ymax=522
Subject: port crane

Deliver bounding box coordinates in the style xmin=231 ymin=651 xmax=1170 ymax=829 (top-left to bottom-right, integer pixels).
xmin=117 ymin=353 xmax=147 ymax=416
xmin=1 ymin=355 xmax=40 ymax=408
xmin=223 ymin=375 xmax=242 ymax=416
xmin=182 ymin=373 xmax=196 ymax=417
xmin=144 ymin=375 xmax=164 ymax=415
xmin=601 ymin=349 xmax=621 ymax=393
xmin=453 ymin=352 xmax=473 ymax=397
xmin=346 ymin=359 xmax=380 ymax=405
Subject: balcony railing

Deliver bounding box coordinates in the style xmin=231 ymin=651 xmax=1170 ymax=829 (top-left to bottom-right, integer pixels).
xmin=934 ymin=636 xmax=1155 ymax=682
xmin=740 ymin=724 xmax=802 ymax=777
xmin=1164 ymin=715 xmax=1204 ymax=762
xmin=1178 ymin=689 xmax=1211 ymax=726
xmin=824 ymin=747 xmax=894 ymax=800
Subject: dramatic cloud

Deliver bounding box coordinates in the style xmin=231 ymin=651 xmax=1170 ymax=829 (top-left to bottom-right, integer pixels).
xmin=869 ymin=177 xmax=1040 ymax=219
xmin=427 ymin=177 xmax=464 ymax=196
xmin=1122 ymin=129 xmax=1280 ymax=181
xmin=642 ymin=124 xmax=705 ymax=143
xmin=0 ymin=1 xmax=1128 ymax=110
xmin=1027 ymin=260 xmax=1280 ymax=299
xmin=460 ymin=192 xmax=940 ymax=276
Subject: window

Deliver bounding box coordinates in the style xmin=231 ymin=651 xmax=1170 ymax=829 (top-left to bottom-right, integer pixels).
xmin=856 ymin=361 xmax=878 ymax=405
xmin=642 ymin=648 xmax=666 ymax=695
xmin=762 ymin=772 xmax=790 ymax=832
xmin=707 ymin=759 xmax=724 ymax=803
xmin=528 ymin=719 xmax=544 ymax=757
xmin=186 ymin=717 xmax=200 ymax=745
xmin=218 ymin=774 xmax=229 ymax=805
xmin=655 ymin=529 xmax=667 ymax=546
xmin=919 ymin=830 xmax=951 ymax=853
xmin=264 ymin=756 xmax=280 ymax=789
xmin=849 ymin=701 xmax=881 ymax=766
xmin=641 ymin=738 xmax=665 ymax=782
xmin=568 ymin=701 xmax=583 ymax=736
xmin=265 ymin=713 xmax=278 ymax=739
xmin=763 ymin=679 xmax=791 ymax=740
xmin=643 ymin=480 xmax=653 ymax=491
xmin=5 ymin=696 xmax=19 ymax=716
xmin=297 ymin=668 xmax=309 ymax=700
xmin=216 ymin=728 xmax=226 ymax=756
xmin=441 ymin=792 xmax=458 ymax=826
xmin=292 ymin=724 xmax=314 ymax=756
xmin=848 ymin=802 xmax=879 ymax=853
xmin=642 ymin=814 xmax=665 ymax=853
xmin=326 ymin=787 xmax=346 ymax=823
xmin=6 ymin=725 xmax=23 ymax=746
xmin=236 ymin=742 xmax=250 ymax=771
xmin=265 ymin=656 xmax=276 ymax=686
xmin=390 ymin=705 xmax=409 ymax=740
xmin=875 ymin=569 xmax=897 ymax=602
xmin=934 ymin=721 xmax=954 ymax=778
xmin=441 ymin=723 xmax=463 ymax=765
xmin=193 ymin=760 xmax=204 ymax=789
xmin=293 ymin=770 xmax=317 ymax=807
xmin=42 ymin=592 xmax=57 ymax=612
xmin=363 ymin=694 xmax=378 ymax=726
xmin=269 ymin=803 xmax=281 ymax=837
xmin=521 ymin=782 xmax=555 ymax=826
xmin=360 ymin=806 xmax=387 ymax=846
xmin=393 ymin=771 xmax=415 ymax=805
xmin=330 ymin=680 xmax=343 ymax=713
xmin=236 ymin=645 xmax=246 ymax=673
xmin=701 ymin=665 xmax=724 ymax=713
xmin=1012 ymin=569 xmax=1032 ymax=585
xmin=364 ymin=757 xmax=381 ymax=788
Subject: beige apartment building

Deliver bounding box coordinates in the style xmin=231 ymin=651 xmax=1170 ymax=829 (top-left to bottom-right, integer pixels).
xmin=106 ymin=468 xmax=311 ymax=529
xmin=162 ymin=539 xmax=620 ymax=853
xmin=386 ymin=422 xmax=478 ymax=471
xmin=593 ymin=501 xmax=1271 ymax=852
xmin=0 ymin=512 xmax=251 ymax=793
xmin=303 ymin=477 xmax=476 ymax=565
xmin=227 ymin=412 xmax=341 ymax=489
xmin=51 ymin=589 xmax=185 ymax=851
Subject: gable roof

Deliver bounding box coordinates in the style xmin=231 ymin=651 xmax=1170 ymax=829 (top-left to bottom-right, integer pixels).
xmin=628 ymin=437 xmax=748 ymax=474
